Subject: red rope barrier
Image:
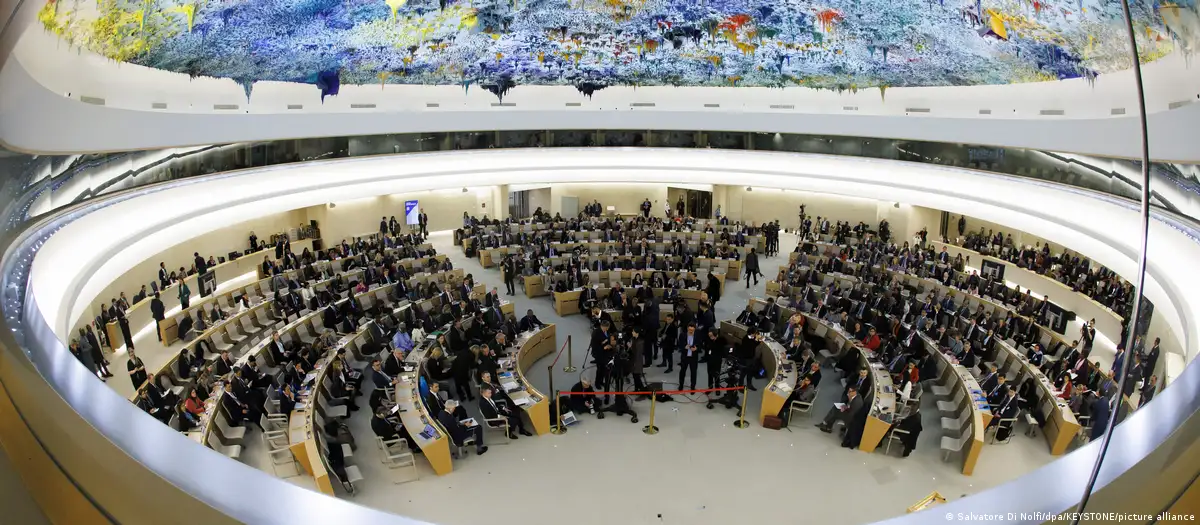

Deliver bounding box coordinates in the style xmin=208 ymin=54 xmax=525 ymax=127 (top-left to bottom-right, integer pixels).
xmin=557 ymin=386 xmax=744 ymax=396
xmin=548 ymin=336 xmax=570 ymax=368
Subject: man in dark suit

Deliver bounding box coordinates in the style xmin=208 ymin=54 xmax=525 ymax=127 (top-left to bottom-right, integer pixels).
xmin=372 ymin=407 xmax=420 ymax=452
xmin=658 ymin=313 xmax=679 ymax=372
xmin=447 ymin=320 xmax=469 ymax=353
xmin=519 ymin=309 xmax=546 ymax=332
xmin=487 ymin=332 xmax=509 ymax=357
xmin=418 ymin=209 xmax=429 ymax=236
xmin=696 ymin=301 xmax=716 ymax=335
xmin=744 ymin=248 xmax=761 ymax=287
xmin=802 ymin=361 xmax=823 ymax=387
xmin=641 ymin=296 xmax=660 ymax=366
xmin=735 ymin=305 xmax=759 ymax=327
xmin=158 ymin=262 xmax=170 ymax=289
xmin=383 ymin=348 xmax=407 ymax=377
xmin=423 ymin=382 xmax=464 ymax=418
xmin=846 ymin=368 xmax=870 ymax=398
xmin=989 ymin=388 xmax=1021 ymax=441
xmin=220 ymin=382 xmax=262 ymax=429
xmin=704 ymin=329 xmax=727 ymax=391
xmin=502 ymin=256 xmax=518 ymax=295
xmin=150 ymin=293 xmax=166 ymax=341
xmin=986 ymin=375 xmax=1010 ymax=406
xmin=450 ymin=348 xmax=475 ymax=401
xmin=817 ymin=385 xmax=863 ymax=433
xmin=484 ymin=287 xmax=503 ymax=309
xmin=194 ymin=252 xmax=208 ymax=275
xmin=978 ymin=365 xmax=1000 ymax=394
xmin=436 ymin=400 xmax=487 ymax=455
xmin=241 ymin=356 xmax=273 ymax=390
xmin=479 ymin=386 xmax=531 ymax=438
xmin=213 ymin=350 xmax=235 ymax=377
xmin=676 ymin=323 xmax=701 ymax=390
xmin=580 ymin=286 xmax=598 ymax=311
xmin=757 ymin=297 xmax=779 ymax=326
xmin=136 ymin=389 xmax=173 ymax=424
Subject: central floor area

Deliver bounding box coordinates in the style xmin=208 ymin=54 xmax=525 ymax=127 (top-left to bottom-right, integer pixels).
xmin=112 ymin=229 xmax=1057 ymax=525
xmin=333 ymin=231 xmax=1054 ymax=525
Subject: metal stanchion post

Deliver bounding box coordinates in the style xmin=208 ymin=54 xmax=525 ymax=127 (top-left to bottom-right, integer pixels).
xmin=550 ymin=391 xmax=567 ymax=435
xmin=733 ymin=387 xmax=750 ymax=428
xmin=563 ymin=335 xmax=577 ymax=373
xmin=642 ymin=393 xmax=660 ymax=435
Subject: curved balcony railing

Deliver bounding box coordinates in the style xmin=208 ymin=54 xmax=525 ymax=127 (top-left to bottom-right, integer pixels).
xmin=0 ymin=135 xmax=1197 ymax=525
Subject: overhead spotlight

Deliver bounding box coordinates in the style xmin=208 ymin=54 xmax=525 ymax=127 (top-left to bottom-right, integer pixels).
xmin=746 ymin=186 xmax=753 ymax=192
xmin=462 ymin=187 xmax=469 ymax=193
xmin=893 ymin=202 xmax=900 ymax=208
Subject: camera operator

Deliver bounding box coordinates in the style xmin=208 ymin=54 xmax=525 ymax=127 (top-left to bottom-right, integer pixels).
xmin=594 ymin=331 xmax=620 ymax=404
xmin=737 ymin=328 xmax=764 ymax=392
xmin=598 ymin=330 xmax=638 ymax=421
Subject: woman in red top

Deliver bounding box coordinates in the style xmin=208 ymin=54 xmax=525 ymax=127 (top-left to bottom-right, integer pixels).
xmin=861 ymin=326 xmax=881 ymax=352
xmin=182 ymin=388 xmax=206 ymax=430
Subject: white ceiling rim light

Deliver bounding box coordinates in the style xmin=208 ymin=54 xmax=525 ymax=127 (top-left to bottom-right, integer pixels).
xmin=21 ymin=148 xmax=1200 ymax=523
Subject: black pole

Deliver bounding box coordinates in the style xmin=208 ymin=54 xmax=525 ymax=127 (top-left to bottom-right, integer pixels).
xmin=1070 ymin=0 xmax=1153 ymax=521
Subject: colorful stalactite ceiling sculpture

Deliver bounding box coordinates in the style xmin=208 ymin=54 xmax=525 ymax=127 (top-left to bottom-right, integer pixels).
xmin=39 ymin=0 xmax=1195 ymax=100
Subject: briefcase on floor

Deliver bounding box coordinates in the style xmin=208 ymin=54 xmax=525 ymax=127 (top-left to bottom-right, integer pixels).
xmin=763 ymin=416 xmax=783 ymax=430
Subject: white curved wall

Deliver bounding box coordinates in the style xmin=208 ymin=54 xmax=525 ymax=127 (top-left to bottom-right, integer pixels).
xmin=28 ymin=150 xmax=1198 ymax=378
xmin=5 ymin=26 xmax=1200 ymax=159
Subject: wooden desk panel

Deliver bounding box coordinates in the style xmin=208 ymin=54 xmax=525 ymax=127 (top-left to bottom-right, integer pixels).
xmin=513 ymin=325 xmax=556 ymax=435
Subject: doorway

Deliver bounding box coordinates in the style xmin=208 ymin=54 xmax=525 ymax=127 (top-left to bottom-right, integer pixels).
xmin=668 ymin=187 xmax=713 ymax=218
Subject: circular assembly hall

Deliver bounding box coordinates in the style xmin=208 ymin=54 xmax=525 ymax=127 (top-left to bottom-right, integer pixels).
xmin=1 ymin=2 xmax=1199 ymax=525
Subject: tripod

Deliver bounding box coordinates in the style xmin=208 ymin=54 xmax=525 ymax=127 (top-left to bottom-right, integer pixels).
xmin=598 ymin=371 xmax=639 ymax=423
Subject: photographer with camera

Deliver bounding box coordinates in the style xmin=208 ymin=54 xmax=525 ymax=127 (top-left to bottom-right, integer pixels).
xmin=597 ymin=328 xmax=639 ymax=422
xmin=595 ymin=331 xmax=621 ymax=404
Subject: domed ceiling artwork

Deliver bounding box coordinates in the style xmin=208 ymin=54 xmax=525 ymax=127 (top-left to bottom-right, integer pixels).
xmin=38 ymin=0 xmax=1193 ymax=99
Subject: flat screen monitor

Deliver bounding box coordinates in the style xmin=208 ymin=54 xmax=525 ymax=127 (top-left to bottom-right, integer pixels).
xmin=981 ymin=259 xmax=1006 ymax=280
xmin=198 ymin=271 xmax=218 ymax=298
xmin=405 ymin=200 xmax=420 ymax=225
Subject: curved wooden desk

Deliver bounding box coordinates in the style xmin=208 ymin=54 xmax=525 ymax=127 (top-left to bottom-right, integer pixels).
xmin=717 ymin=320 xmax=796 ymax=426
xmin=770 ymin=258 xmax=1107 ymax=455
xmin=745 ymin=298 xmax=897 ymax=452
xmin=800 ymin=311 xmax=897 ymax=452
xmin=396 ymin=342 xmax=453 ymax=476
xmin=991 ymin=339 xmax=1081 ymax=455
xmin=504 ymin=324 xmax=555 ymax=435
xmin=292 ymin=325 xmax=377 ymax=496
xmin=918 ymin=333 xmax=991 ymax=474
